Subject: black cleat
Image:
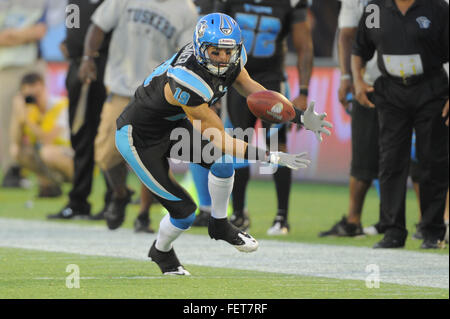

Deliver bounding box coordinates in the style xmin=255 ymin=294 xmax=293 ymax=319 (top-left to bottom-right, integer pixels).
xmin=47 ymin=205 xmax=91 ymax=220
xmin=420 ymin=238 xmax=446 ymax=249
xmin=208 ymin=216 xmax=258 ymax=252
xmin=318 ymin=216 xmax=364 ymax=237
xmin=412 ymin=223 xmax=424 ymax=240
xmin=373 ymin=236 xmax=405 ymax=249
xmin=1 ymin=165 xmax=25 ymax=188
xmin=148 ymin=241 xmax=190 ymax=275
xmin=105 ymin=190 xmax=132 ymax=230
xmin=191 ymin=209 xmax=210 ymax=227
xmin=229 ymin=210 xmax=251 ymax=231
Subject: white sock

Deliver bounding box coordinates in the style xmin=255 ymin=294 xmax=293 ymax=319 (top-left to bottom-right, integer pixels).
xmin=155 ymin=214 xmax=184 ymax=252
xmin=208 ymin=171 xmax=234 ymax=219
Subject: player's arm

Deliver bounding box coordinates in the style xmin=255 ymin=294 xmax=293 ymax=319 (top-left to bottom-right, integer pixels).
xmin=291 ymin=20 xmax=313 ymax=111
xmin=164 ymin=83 xmax=249 ymax=158
xmin=232 ymin=67 xmax=266 ymax=98
xmin=164 ymin=82 xmax=308 ymax=168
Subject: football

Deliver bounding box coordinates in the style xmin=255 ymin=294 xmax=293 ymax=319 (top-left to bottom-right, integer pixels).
xmin=247 ymin=90 xmax=296 ymax=124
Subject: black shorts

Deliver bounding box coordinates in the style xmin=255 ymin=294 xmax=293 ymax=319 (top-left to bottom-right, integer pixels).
xmin=350 ymin=94 xmax=379 ymax=181
xmin=116 ymin=120 xmax=223 ymax=219
xmin=226 ymin=80 xmax=288 ymax=148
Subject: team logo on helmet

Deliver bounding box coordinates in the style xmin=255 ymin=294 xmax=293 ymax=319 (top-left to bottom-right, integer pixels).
xmin=197 ymin=20 xmax=208 ymax=38
xmin=220 ymin=15 xmax=233 ymax=35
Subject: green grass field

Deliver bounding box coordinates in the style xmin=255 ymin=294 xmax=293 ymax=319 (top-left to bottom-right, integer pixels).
xmin=0 ymin=247 xmax=447 ymax=299
xmin=0 ymin=172 xmax=448 ymax=299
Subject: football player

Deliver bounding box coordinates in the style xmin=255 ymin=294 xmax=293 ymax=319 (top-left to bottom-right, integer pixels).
xmin=115 ymin=13 xmax=330 ymax=275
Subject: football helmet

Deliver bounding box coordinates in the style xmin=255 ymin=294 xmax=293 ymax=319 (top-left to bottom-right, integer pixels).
xmin=193 ymin=13 xmax=243 ymax=76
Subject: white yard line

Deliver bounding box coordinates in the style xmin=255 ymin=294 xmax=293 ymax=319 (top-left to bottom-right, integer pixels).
xmin=0 ymin=218 xmax=448 ymax=289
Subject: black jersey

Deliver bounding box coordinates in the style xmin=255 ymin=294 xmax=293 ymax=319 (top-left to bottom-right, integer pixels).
xmin=216 ymin=0 xmax=308 ymax=81
xmin=117 ymin=43 xmax=247 ymax=147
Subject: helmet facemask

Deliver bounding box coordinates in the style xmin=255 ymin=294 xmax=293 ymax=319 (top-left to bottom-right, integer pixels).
xmin=197 ymin=41 xmax=242 ymax=77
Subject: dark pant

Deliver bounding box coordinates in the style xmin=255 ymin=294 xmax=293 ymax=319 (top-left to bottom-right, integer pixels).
xmin=374 ymin=70 xmax=449 ymax=241
xmin=350 ymin=94 xmax=379 ymax=181
xmin=66 ymin=56 xmax=107 ymax=211
xmin=117 ymin=120 xmax=223 ymax=220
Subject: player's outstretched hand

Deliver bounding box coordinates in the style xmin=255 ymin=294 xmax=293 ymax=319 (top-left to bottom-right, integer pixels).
xmin=302 ymin=101 xmax=333 ymax=142
xmin=267 ymin=151 xmax=310 ymax=170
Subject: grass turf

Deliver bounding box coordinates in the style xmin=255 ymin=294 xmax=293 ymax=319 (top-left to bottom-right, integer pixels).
xmin=0 ymin=172 xmax=448 ymax=300
xmin=0 ymin=247 xmax=447 ymax=299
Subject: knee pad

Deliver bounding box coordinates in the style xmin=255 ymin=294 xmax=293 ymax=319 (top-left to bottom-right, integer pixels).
xmin=211 ymin=155 xmax=234 ymax=178
xmin=170 ymin=212 xmax=196 ymax=230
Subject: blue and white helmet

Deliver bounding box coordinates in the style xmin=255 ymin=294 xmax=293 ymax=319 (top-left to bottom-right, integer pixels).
xmin=193 ymin=13 xmax=243 ymax=76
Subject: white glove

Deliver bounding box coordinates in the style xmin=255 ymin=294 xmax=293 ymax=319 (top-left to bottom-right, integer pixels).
xmin=301 ymin=101 xmax=333 ymax=142
xmin=267 ymin=151 xmax=310 ymax=170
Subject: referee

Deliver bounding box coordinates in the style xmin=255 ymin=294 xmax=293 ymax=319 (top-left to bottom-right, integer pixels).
xmin=352 ymin=0 xmax=449 ymax=249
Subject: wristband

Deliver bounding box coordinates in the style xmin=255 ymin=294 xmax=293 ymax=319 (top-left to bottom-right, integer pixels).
xmin=340 ymin=74 xmax=352 ymax=80
xmin=299 ymin=88 xmax=309 ymax=96
xmin=82 ymin=52 xmax=99 ymax=61
xmin=82 ymin=55 xmax=95 ymax=61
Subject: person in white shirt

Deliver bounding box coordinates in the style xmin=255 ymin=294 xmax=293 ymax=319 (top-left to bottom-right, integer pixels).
xmin=78 ymin=0 xmax=198 ymax=231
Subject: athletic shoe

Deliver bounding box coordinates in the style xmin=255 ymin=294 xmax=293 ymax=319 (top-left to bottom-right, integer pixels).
xmin=267 ymin=216 xmax=290 ymax=235
xmin=208 ymin=216 xmax=258 ymax=253
xmin=420 ymin=238 xmax=446 ymax=249
xmin=373 ymin=236 xmax=405 ymax=249
xmin=1 ymin=165 xmax=26 ymax=188
xmin=148 ymin=241 xmax=190 ymax=275
xmin=229 ymin=209 xmax=251 ymax=231
xmin=318 ymin=216 xmax=364 ymax=237
xmin=134 ymin=215 xmax=154 ymax=233
xmin=104 ymin=190 xmax=132 ymax=230
xmin=191 ymin=209 xmax=210 ymax=227
xmin=47 ymin=205 xmax=91 ymax=220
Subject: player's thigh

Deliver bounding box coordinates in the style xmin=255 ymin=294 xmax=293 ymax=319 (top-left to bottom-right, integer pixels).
xmin=117 ymin=126 xmax=197 ymax=218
